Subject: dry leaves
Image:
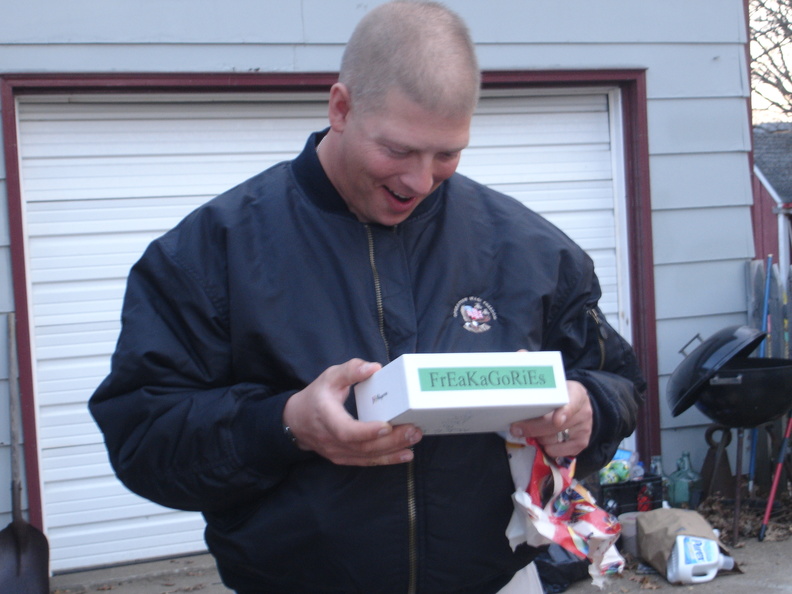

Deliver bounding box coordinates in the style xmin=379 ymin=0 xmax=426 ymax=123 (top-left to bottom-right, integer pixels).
xmin=698 ymin=486 xmax=792 ymax=545
xmin=627 ymin=574 xmax=662 ymax=589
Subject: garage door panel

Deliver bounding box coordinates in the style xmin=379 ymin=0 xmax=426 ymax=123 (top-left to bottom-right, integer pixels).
xmin=471 ymin=113 xmax=610 ymax=147
xmin=473 ymin=92 xmax=608 ymax=115
xmin=21 ymin=105 xmax=327 ymax=159
xmin=34 ymin=309 xmax=125 ymax=330
xmin=37 ymin=352 xmax=110 ymax=383
xmin=40 ymin=445 xmax=113 ymax=484
xmin=49 ymin=513 xmax=206 ymax=572
xmin=30 ymin=230 xmax=176 ymax=258
xmin=491 ymin=180 xmax=615 ymax=213
xmin=23 ymin=158 xmax=285 ymax=202
xmin=460 ymin=148 xmax=613 ymax=185
xmin=21 ymin=96 xmax=330 ymax=121
xmin=48 ymin=497 xmax=179 ymax=530
xmin=44 ymin=471 xmax=135 ymax=503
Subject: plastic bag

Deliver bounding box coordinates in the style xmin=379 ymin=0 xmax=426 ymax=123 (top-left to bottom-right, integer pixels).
xmin=535 ymin=544 xmax=591 ymax=593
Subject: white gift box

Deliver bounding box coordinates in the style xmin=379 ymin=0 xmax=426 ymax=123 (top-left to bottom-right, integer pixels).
xmin=354 ymin=351 xmax=568 ymax=434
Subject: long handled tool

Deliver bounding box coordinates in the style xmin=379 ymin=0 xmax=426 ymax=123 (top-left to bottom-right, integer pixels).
xmin=749 ymin=254 xmax=773 ymax=498
xmin=0 ymin=313 xmax=50 ymax=592
xmin=758 ymin=412 xmax=792 ymax=541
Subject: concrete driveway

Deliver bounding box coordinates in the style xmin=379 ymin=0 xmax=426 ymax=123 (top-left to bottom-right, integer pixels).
xmin=51 ymin=535 xmax=792 ymax=593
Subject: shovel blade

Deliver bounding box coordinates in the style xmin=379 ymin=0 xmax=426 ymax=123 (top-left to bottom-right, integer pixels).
xmin=0 ymin=521 xmax=50 ymax=594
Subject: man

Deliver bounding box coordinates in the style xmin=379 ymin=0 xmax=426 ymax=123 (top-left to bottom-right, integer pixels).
xmin=90 ymin=2 xmax=645 ymax=592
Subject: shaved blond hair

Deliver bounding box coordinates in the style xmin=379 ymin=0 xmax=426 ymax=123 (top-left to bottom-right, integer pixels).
xmin=339 ymin=1 xmax=480 ymax=117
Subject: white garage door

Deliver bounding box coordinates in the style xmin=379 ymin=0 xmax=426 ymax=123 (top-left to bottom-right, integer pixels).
xmin=15 ymin=88 xmax=630 ymax=572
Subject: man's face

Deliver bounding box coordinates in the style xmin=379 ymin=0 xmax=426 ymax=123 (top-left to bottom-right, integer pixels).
xmin=325 ymin=86 xmax=472 ymax=227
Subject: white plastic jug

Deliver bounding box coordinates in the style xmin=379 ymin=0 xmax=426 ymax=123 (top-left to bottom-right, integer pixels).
xmin=666 ymin=535 xmax=735 ymax=584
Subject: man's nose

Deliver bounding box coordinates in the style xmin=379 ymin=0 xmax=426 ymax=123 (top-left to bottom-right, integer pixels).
xmin=401 ymin=155 xmax=436 ymax=196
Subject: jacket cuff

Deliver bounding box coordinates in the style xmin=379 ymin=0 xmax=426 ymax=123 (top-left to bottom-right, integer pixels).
xmin=231 ymin=390 xmax=316 ymax=473
xmin=565 ymin=369 xmax=621 ymax=478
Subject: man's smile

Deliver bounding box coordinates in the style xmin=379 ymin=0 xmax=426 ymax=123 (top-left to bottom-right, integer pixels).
xmin=385 ymin=186 xmax=415 ymax=202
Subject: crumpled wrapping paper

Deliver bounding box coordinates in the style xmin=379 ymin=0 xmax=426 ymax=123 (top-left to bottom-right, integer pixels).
xmin=503 ymin=435 xmax=624 ymax=588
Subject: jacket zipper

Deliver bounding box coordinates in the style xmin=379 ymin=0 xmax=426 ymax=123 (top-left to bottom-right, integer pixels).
xmin=365 ymin=225 xmax=417 ymax=592
xmin=407 ymin=461 xmax=417 ymax=594
xmin=366 ymin=225 xmax=390 ymax=361
xmin=586 ymin=307 xmax=608 ymax=370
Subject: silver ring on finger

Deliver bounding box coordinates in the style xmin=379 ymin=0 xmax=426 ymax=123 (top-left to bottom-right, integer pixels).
xmin=557 ymin=429 xmax=571 ymax=443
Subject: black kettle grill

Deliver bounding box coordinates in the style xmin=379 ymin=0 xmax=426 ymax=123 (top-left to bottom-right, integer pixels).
xmin=668 ymin=325 xmax=792 ymax=428
xmin=667 ymin=324 xmax=792 ymax=542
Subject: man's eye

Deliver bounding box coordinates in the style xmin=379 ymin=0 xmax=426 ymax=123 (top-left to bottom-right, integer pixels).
xmin=387 ymin=147 xmax=410 ymax=157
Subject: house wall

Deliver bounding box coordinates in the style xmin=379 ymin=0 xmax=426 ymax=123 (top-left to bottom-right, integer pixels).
xmin=0 ymin=0 xmax=753 ymax=522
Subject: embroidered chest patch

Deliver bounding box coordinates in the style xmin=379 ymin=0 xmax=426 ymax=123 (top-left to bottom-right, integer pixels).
xmin=453 ymin=296 xmax=497 ymax=333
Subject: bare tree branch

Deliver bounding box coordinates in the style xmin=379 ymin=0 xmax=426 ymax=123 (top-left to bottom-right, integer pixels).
xmin=750 ymin=0 xmax=792 ymax=120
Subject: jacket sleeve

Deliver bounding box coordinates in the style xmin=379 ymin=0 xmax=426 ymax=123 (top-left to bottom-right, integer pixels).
xmin=544 ymin=257 xmax=647 ymax=479
xmin=89 ymin=233 xmax=314 ymax=513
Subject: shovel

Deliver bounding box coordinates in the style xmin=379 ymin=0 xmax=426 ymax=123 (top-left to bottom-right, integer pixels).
xmin=0 ymin=313 xmax=50 ymax=593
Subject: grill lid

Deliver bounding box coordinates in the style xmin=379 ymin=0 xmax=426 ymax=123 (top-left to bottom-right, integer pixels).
xmin=666 ymin=324 xmax=766 ymax=417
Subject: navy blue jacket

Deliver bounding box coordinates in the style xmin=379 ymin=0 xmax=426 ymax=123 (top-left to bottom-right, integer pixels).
xmin=90 ymin=131 xmax=645 ymax=593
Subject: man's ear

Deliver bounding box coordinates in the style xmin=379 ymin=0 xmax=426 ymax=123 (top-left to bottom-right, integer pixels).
xmin=328 ymin=82 xmax=353 ymax=131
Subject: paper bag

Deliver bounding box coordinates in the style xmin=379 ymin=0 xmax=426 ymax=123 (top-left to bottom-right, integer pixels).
xmin=636 ymin=508 xmax=739 ymax=576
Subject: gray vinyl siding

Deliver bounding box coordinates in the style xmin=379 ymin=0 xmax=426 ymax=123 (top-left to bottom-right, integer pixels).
xmin=0 ymin=1 xmax=744 ymax=46
xmin=1 ymin=0 xmax=755 ymax=562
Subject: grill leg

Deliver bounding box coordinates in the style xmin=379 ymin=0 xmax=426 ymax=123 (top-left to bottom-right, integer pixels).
xmin=733 ymin=428 xmax=744 ymax=544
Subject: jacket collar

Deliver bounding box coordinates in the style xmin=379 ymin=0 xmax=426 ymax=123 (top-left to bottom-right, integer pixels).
xmin=291 ymin=129 xmax=443 ymax=224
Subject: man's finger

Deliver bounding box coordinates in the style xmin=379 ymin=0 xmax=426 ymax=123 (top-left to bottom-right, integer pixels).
xmin=329 ymin=358 xmax=381 ymax=390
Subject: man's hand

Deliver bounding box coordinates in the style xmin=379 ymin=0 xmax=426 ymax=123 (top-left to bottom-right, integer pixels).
xmin=508 ymin=380 xmax=592 ymax=457
xmin=283 ymin=358 xmax=422 ymax=466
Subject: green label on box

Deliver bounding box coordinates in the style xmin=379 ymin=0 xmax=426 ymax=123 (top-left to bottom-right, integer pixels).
xmin=418 ymin=366 xmax=556 ymax=391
